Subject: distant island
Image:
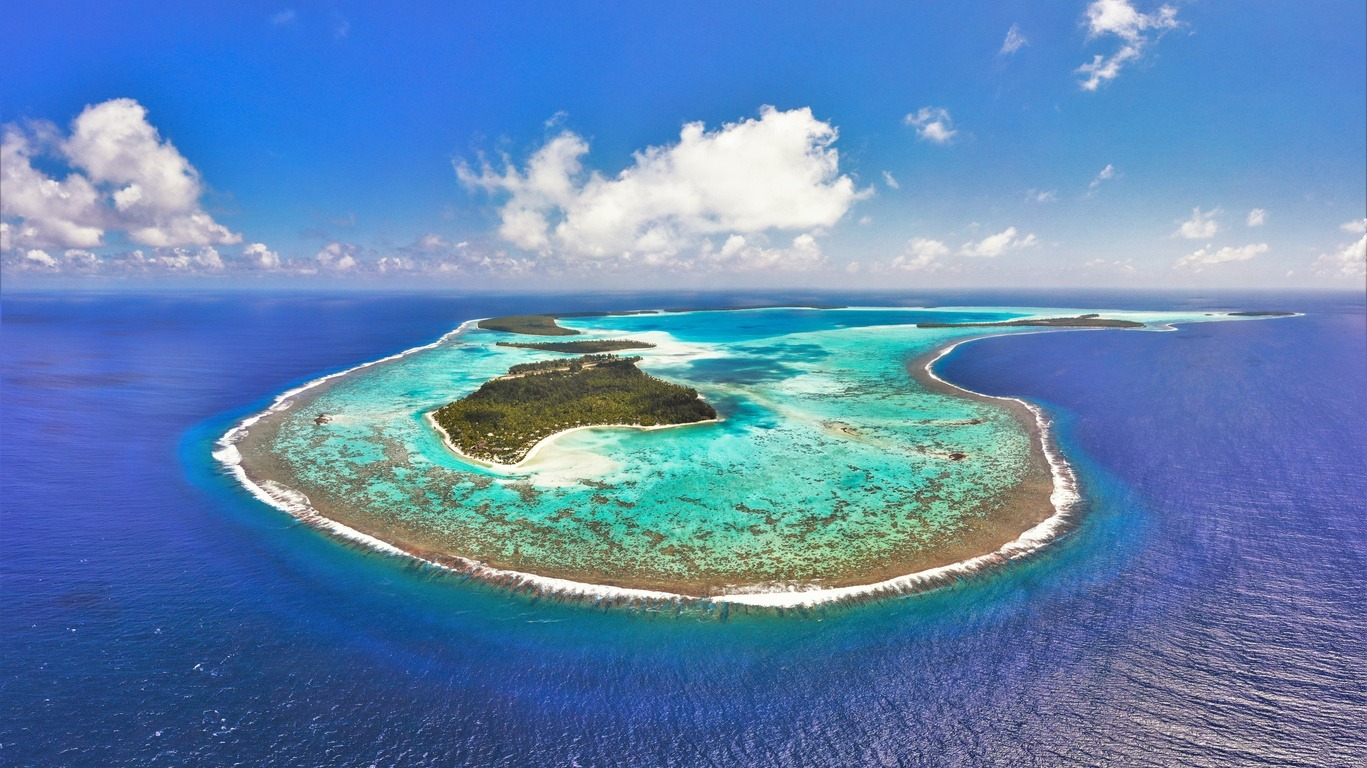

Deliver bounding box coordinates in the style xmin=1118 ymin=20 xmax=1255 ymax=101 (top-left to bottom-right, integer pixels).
xmin=917 ymin=313 xmax=1146 ymax=329
xmin=496 ymin=339 xmax=656 ymax=353
xmin=478 ymin=314 xmax=581 ymax=336
xmin=430 ymin=354 xmax=717 ymax=465
xmin=478 ymin=304 xmax=847 ymax=336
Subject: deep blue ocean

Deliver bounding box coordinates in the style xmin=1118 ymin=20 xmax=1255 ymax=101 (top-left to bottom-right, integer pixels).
xmin=2 ymin=290 xmax=1363 ymax=767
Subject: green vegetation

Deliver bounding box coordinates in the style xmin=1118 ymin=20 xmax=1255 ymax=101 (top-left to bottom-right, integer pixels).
xmin=478 ymin=315 xmax=580 ymax=336
xmin=433 ymin=354 xmax=717 ymax=464
xmin=496 ymin=339 xmax=656 ymax=353
xmin=505 ymin=353 xmax=632 ymax=376
xmin=917 ymin=313 xmax=1145 ymax=329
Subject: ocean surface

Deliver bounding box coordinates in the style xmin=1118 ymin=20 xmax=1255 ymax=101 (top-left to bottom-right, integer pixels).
xmin=2 ymin=290 xmax=1363 ymax=767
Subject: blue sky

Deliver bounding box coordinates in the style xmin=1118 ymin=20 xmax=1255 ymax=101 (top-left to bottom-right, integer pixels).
xmin=2 ymin=1 xmax=1364 ymax=288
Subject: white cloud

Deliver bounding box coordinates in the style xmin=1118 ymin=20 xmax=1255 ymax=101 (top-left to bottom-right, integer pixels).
xmin=1246 ymin=209 xmax=1266 ymax=227
xmin=241 ymin=242 xmax=281 ymax=270
xmin=1314 ymin=235 xmax=1366 ymax=279
xmin=1174 ymin=242 xmax=1267 ymax=271
xmin=128 ymin=213 xmax=238 ymax=248
xmin=1 ymin=98 xmax=239 ymax=252
xmin=271 ymin=9 xmax=296 ymax=25
xmin=1087 ymin=164 xmax=1117 ymax=195
xmin=882 ymin=171 xmax=901 ymax=190
xmin=63 ymin=249 xmax=98 ymax=269
xmin=1076 ymin=0 xmax=1180 ymax=91
xmin=1084 ymin=257 xmax=1138 ymax=275
xmin=701 ymin=232 xmax=825 ymax=272
xmin=889 ymin=237 xmax=949 ymax=271
xmin=1 ymin=128 xmax=105 ymax=248
xmin=458 ymin=106 xmax=866 ymax=270
xmin=1000 ymin=24 xmax=1028 ymax=55
xmin=316 ymin=241 xmax=358 ymax=271
xmin=151 ymin=246 xmax=223 ymax=271
xmin=195 ymin=246 xmax=223 ymax=270
xmin=904 ymin=107 xmax=957 ymax=144
xmin=960 ymin=226 xmax=1039 ymax=258
xmin=1341 ymin=218 xmax=1367 ymax=234
xmin=1026 ymin=188 xmax=1057 ymax=203
xmin=24 ymin=249 xmax=58 ymax=269
xmin=1175 ymin=207 xmax=1221 ymax=239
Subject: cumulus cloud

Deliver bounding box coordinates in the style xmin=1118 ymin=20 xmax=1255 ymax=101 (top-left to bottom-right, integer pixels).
xmin=882 ymin=171 xmax=901 ymax=190
xmin=1341 ymin=218 xmax=1367 ymax=234
xmin=1313 ymin=234 xmax=1366 ymax=279
xmin=457 ymin=106 xmax=866 ymax=270
xmin=1000 ymin=24 xmax=1028 ymax=55
xmin=1026 ymin=188 xmax=1057 ymax=203
xmin=1 ymin=129 xmax=105 ymax=248
xmin=141 ymin=246 xmax=225 ymax=272
xmin=1174 ymin=242 xmax=1267 ymax=271
xmin=904 ymin=107 xmax=957 ymax=144
xmin=3 ymin=246 xmax=105 ymax=273
xmin=1175 ymin=207 xmax=1221 ymax=239
xmin=1087 ymin=164 xmax=1117 ymax=195
xmin=699 ymin=233 xmax=825 ymax=272
xmin=889 ymin=237 xmax=949 ymax=271
xmin=240 ymin=242 xmax=281 ymax=270
xmin=63 ymin=249 xmax=99 ymax=270
xmin=24 ymin=249 xmax=59 ymax=270
xmin=1076 ymin=0 xmax=1179 ymax=91
xmin=1246 ymin=209 xmax=1266 ymax=227
xmin=960 ymin=226 xmax=1039 ymax=258
xmin=316 ymin=241 xmax=358 ymax=271
xmin=1 ymin=98 xmax=239 ymax=252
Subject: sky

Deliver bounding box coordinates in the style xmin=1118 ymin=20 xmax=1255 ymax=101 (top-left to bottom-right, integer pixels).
xmin=2 ymin=1 xmax=1364 ymax=290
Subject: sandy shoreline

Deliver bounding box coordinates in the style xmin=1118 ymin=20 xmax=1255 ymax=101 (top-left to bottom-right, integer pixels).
xmin=217 ymin=318 xmax=1082 ymax=608
xmin=424 ymin=410 xmax=722 ymax=471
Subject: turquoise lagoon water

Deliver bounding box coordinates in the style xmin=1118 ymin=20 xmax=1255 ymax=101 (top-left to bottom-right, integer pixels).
xmin=236 ymin=306 xmax=1239 ymax=596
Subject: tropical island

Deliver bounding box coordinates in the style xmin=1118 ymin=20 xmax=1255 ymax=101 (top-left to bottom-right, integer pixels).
xmin=496 ymin=339 xmax=656 ymax=353
xmin=477 ymin=304 xmax=847 ymax=336
xmin=478 ymin=314 xmax=581 ymax=336
xmin=220 ymin=305 xmax=1297 ymax=604
xmin=430 ymin=353 xmax=717 ymax=465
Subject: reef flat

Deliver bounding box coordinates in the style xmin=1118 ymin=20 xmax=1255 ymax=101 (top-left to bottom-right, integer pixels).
xmin=220 ymin=306 xmax=1279 ymax=604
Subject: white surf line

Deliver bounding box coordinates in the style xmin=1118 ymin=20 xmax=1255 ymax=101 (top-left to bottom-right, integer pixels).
xmin=213 ymin=319 xmax=479 ymax=475
xmin=221 ymin=311 xmax=1263 ymax=609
